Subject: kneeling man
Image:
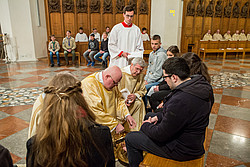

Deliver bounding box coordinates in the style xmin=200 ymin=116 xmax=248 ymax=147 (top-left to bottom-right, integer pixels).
xmin=118 ymin=58 xmax=147 ymax=131
xmin=125 ymin=57 xmax=214 ymax=166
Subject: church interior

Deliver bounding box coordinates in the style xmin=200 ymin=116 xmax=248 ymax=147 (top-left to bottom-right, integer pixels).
xmin=0 ymin=0 xmax=250 ymax=166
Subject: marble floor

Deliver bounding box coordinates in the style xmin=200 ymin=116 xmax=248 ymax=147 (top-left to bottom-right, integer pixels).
xmin=0 ymin=57 xmax=250 ymax=166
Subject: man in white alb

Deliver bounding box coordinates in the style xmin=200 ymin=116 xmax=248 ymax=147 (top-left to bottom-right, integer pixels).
xmin=108 ymin=5 xmax=144 ymax=68
xmin=75 ymin=27 xmax=88 ymax=42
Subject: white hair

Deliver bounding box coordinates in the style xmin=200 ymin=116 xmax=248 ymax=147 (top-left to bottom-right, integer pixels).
xmin=131 ymin=57 xmax=146 ymax=67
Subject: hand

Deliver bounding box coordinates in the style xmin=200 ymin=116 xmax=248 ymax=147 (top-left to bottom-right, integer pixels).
xmin=116 ymin=123 xmax=125 ymax=134
xmin=157 ymin=102 xmax=164 ymax=109
xmin=142 ymin=117 xmax=152 ymax=125
xmin=53 ymin=51 xmax=55 ymax=54
xmin=68 ymin=49 xmax=71 ymax=52
xmin=127 ymin=94 xmax=136 ymax=103
xmin=126 ymin=115 xmax=137 ymax=129
xmin=100 ymin=50 xmax=104 ymax=54
xmin=145 ymin=81 xmax=148 ymax=85
xmin=87 ymin=49 xmax=91 ymax=52
xmin=151 ymin=116 xmax=158 ymax=125
xmin=153 ymin=86 xmax=159 ymax=92
xmin=122 ymin=52 xmax=130 ymax=58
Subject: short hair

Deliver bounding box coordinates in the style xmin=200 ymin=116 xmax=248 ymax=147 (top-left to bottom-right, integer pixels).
xmin=142 ymin=27 xmax=147 ymax=31
xmin=106 ymin=26 xmax=110 ymax=29
xmin=90 ymin=33 xmax=95 ymax=37
xmin=79 ymin=27 xmax=83 ymax=30
xmin=152 ymin=35 xmax=161 ymax=42
xmin=103 ymin=32 xmax=108 ymax=36
xmin=131 ymin=57 xmax=146 ymax=67
xmin=66 ymin=30 xmax=71 ymax=33
xmin=167 ymin=45 xmax=180 ymax=57
xmin=162 ymin=57 xmax=190 ymax=81
xmin=123 ymin=5 xmax=134 ymax=14
xmin=50 ymin=34 xmax=55 ymax=38
xmin=93 ymin=28 xmax=97 ymax=30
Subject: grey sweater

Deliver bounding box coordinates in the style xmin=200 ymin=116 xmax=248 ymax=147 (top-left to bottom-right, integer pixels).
xmin=145 ymin=47 xmax=167 ymax=83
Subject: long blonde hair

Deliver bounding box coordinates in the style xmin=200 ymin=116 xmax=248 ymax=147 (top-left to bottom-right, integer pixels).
xmin=31 ymin=72 xmax=98 ymax=167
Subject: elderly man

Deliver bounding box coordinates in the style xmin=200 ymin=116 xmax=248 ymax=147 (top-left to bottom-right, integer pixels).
xmin=118 ymin=57 xmax=147 ymax=131
xmin=213 ymin=29 xmax=223 ymax=41
xmin=232 ymin=30 xmax=240 ymax=41
xmin=239 ymin=29 xmax=247 ymax=41
xmin=224 ymin=30 xmax=232 ymax=41
xmin=81 ymin=66 xmax=136 ymax=133
xmin=202 ymin=30 xmax=213 ymax=41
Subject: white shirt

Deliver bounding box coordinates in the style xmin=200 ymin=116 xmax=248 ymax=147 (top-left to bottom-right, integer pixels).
xmin=141 ymin=33 xmax=150 ymax=41
xmin=108 ymin=22 xmax=144 ymax=68
xmin=89 ymin=32 xmax=101 ymax=42
xmin=75 ymin=33 xmax=88 ymax=42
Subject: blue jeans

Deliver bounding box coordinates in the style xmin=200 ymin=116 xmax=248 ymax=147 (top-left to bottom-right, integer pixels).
xmin=50 ymin=51 xmax=60 ymax=65
xmin=94 ymin=52 xmax=110 ymax=64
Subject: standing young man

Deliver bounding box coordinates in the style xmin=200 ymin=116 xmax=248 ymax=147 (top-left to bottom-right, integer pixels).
xmin=108 ymin=5 xmax=143 ymax=68
xmin=62 ymin=30 xmax=76 ymax=66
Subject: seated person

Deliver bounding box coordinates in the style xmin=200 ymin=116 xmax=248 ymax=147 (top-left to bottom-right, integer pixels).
xmin=75 ymin=27 xmax=88 ymax=42
xmin=89 ymin=28 xmax=101 ymax=42
xmin=83 ymin=34 xmax=99 ymax=67
xmin=62 ymin=30 xmax=76 ymax=66
xmin=149 ymin=45 xmax=179 ymax=112
xmin=224 ymin=30 xmax=232 ymax=41
xmin=232 ymin=30 xmax=240 ymax=41
xmin=144 ymin=35 xmax=167 ymax=91
xmin=94 ymin=32 xmax=110 ymax=68
xmin=27 ymin=72 xmax=115 ymax=167
xmin=118 ymin=57 xmax=147 ymax=131
xmin=125 ymin=57 xmax=214 ymax=166
xmin=239 ymin=29 xmax=247 ymax=41
xmin=202 ymin=30 xmax=213 ymax=41
xmin=141 ymin=27 xmax=150 ymax=41
xmin=81 ymin=66 xmax=137 ymax=134
xmin=48 ymin=35 xmax=60 ymax=67
xmin=213 ymin=29 xmax=223 ymax=41
xmin=101 ymin=26 xmax=111 ymax=40
xmin=247 ymin=32 xmax=250 ymax=41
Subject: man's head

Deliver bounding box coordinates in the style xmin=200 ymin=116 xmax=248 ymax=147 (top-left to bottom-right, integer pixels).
xmin=151 ymin=35 xmax=161 ymax=51
xmin=207 ymin=30 xmax=211 ymax=34
xmin=241 ymin=29 xmax=245 ymax=33
xmin=236 ymin=30 xmax=239 ymax=34
xmin=166 ymin=45 xmax=180 ymax=59
xmin=123 ymin=5 xmax=134 ymax=25
xmin=142 ymin=27 xmax=147 ymax=34
xmin=162 ymin=57 xmax=190 ymax=90
xmin=50 ymin=35 xmax=56 ymax=41
xmin=79 ymin=27 xmax=83 ymax=33
xmin=106 ymin=26 xmax=110 ymax=33
xmin=66 ymin=30 xmax=71 ymax=37
xmin=227 ymin=30 xmax=231 ymax=34
xmin=93 ymin=28 xmax=97 ymax=34
xmin=130 ymin=58 xmax=146 ymax=77
xmin=216 ymin=29 xmax=220 ymax=34
xmin=103 ymin=66 xmax=122 ymax=90
xmin=102 ymin=32 xmax=108 ymax=39
xmin=90 ymin=34 xmax=95 ymax=40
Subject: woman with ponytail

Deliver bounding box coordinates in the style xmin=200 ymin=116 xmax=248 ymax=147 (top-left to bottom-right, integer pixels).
xmin=26 ymin=72 xmax=115 ymax=167
xmin=181 ymin=52 xmax=211 ymax=83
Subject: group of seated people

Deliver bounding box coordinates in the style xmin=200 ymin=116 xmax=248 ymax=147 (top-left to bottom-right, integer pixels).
xmin=48 ymin=26 xmax=150 ymax=68
xmin=25 ymin=33 xmax=214 ymax=167
xmin=202 ymin=29 xmax=250 ymax=41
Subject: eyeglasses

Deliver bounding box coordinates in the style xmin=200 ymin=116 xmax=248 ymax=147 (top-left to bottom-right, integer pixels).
xmin=110 ymin=75 xmax=119 ymax=86
xmin=125 ymin=14 xmax=134 ymax=18
xmin=162 ymin=74 xmax=173 ymax=79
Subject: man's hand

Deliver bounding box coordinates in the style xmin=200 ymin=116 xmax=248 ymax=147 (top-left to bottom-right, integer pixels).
xmin=145 ymin=81 xmax=148 ymax=85
xmin=122 ymin=52 xmax=130 ymax=58
xmin=100 ymin=50 xmax=104 ymax=54
xmin=157 ymin=102 xmax=164 ymax=109
xmin=116 ymin=123 xmax=125 ymax=134
xmin=153 ymin=86 xmax=159 ymax=92
xmin=126 ymin=115 xmax=137 ymax=129
xmin=67 ymin=49 xmax=72 ymax=52
xmin=142 ymin=116 xmax=158 ymax=125
xmin=87 ymin=49 xmax=91 ymax=52
xmin=53 ymin=51 xmax=55 ymax=54
xmin=125 ymin=94 xmax=136 ymax=107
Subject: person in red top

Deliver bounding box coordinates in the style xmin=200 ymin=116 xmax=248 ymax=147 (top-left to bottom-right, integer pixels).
xmin=108 ymin=5 xmax=144 ymax=68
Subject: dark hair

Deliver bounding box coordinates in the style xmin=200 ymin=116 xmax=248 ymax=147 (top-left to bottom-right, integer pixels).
xmin=79 ymin=27 xmax=83 ymax=30
xmin=181 ymin=52 xmax=211 ymax=83
xmin=106 ymin=26 xmax=110 ymax=29
xmin=93 ymin=28 xmax=97 ymax=30
xmin=152 ymin=35 xmax=161 ymax=42
xmin=90 ymin=33 xmax=95 ymax=37
xmin=50 ymin=35 xmax=55 ymax=38
xmin=142 ymin=27 xmax=147 ymax=31
xmin=167 ymin=45 xmax=180 ymax=57
xmin=123 ymin=5 xmax=134 ymax=13
xmin=162 ymin=57 xmax=190 ymax=81
xmin=67 ymin=30 xmax=71 ymax=33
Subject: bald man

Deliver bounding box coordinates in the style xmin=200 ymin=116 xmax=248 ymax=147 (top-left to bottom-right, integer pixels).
xmin=81 ymin=66 xmax=137 ymax=134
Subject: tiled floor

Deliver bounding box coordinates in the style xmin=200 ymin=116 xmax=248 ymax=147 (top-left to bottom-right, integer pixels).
xmin=0 ymin=57 xmax=250 ymax=166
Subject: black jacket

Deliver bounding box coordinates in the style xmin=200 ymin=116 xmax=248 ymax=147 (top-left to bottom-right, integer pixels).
xmin=141 ymin=75 xmax=214 ymax=161
xmin=100 ymin=39 xmax=109 ymax=52
xmin=0 ymin=145 xmax=13 ymax=167
xmin=26 ymin=124 xmax=115 ymax=167
xmin=88 ymin=39 xmax=99 ymax=51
